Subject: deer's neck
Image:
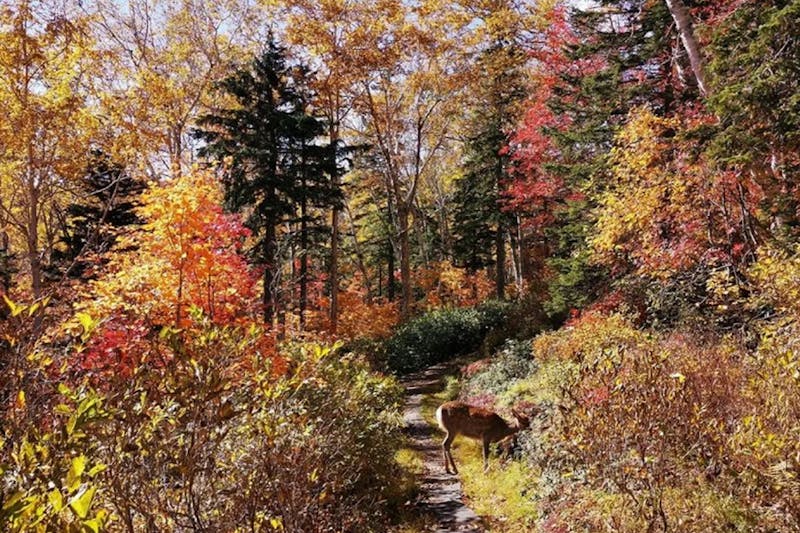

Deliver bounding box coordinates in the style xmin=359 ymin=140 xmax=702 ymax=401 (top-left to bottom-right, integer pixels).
xmin=500 ymin=422 xmax=521 ymax=440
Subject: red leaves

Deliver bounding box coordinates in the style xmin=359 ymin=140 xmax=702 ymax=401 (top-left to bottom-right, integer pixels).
xmin=78 ymin=319 xmax=152 ymax=383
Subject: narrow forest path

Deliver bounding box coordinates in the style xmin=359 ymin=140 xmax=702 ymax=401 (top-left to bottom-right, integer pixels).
xmin=401 ymin=363 xmax=484 ymax=533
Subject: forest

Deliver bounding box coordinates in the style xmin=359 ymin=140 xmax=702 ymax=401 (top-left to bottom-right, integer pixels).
xmin=2 ymin=0 xmax=800 ymax=531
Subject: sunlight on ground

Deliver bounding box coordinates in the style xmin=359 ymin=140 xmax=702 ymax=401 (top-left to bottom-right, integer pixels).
xmin=421 ymin=375 xmax=540 ymax=532
xmin=389 ymin=445 xmax=436 ymax=533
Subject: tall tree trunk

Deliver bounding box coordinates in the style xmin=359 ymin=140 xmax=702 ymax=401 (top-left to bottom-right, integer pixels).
xmin=26 ymin=168 xmax=41 ymax=300
xmin=496 ymin=223 xmax=506 ymax=300
xmin=263 ymin=196 xmax=277 ymax=326
xmin=387 ymin=239 xmax=395 ymax=301
xmin=495 ymin=151 xmax=506 ymax=300
xmin=378 ymin=260 xmax=383 ymax=298
xmin=300 ymin=191 xmax=308 ymax=330
xmin=329 ymin=121 xmax=340 ymax=332
xmin=664 ymin=0 xmax=709 ymax=96
xmin=398 ymin=201 xmax=412 ymax=316
xmin=344 ymin=199 xmax=373 ymax=301
xmin=509 ymin=216 xmax=523 ymax=296
xmin=0 ymin=231 xmax=10 ymax=293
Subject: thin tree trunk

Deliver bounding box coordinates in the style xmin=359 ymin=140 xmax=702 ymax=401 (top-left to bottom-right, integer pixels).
xmin=344 ymin=199 xmax=373 ymax=301
xmin=378 ymin=260 xmax=383 ymax=298
xmin=387 ymin=238 xmax=395 ymax=301
xmin=300 ymin=190 xmax=308 ymax=330
xmin=329 ymin=121 xmax=340 ymax=332
xmin=509 ymin=216 xmax=523 ymax=296
xmin=399 ymin=201 xmax=412 ymax=316
xmin=0 ymin=231 xmax=10 ymax=293
xmin=263 ymin=199 xmax=277 ymax=326
xmin=496 ymin=223 xmax=506 ymax=300
xmin=665 ymin=0 xmax=709 ymax=96
xmin=495 ymin=150 xmax=506 ymax=300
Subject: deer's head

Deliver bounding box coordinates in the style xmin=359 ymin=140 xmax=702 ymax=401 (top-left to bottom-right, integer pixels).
xmin=511 ymin=404 xmax=542 ymax=431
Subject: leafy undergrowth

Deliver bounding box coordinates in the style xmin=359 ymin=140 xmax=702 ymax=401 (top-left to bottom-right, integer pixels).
xmin=1 ymin=303 xmax=409 ymax=533
xmin=383 ymin=300 xmax=515 ymax=374
xmin=433 ymin=309 xmax=800 ymax=532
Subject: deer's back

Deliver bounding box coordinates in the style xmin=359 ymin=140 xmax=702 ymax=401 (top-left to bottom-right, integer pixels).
xmin=437 ymin=401 xmax=510 ymax=440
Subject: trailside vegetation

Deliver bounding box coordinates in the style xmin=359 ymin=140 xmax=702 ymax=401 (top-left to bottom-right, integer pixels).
xmin=2 ymin=0 xmax=800 ymax=531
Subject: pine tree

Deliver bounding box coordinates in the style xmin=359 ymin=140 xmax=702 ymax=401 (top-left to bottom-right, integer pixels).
xmin=195 ymin=38 xmax=341 ymax=325
xmin=55 ymin=150 xmax=145 ymax=279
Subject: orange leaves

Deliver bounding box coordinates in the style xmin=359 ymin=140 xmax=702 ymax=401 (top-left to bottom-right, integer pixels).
xmin=79 ymin=166 xmax=256 ymax=328
xmin=415 ymin=260 xmax=495 ymax=309
xmin=336 ymin=290 xmax=400 ymax=341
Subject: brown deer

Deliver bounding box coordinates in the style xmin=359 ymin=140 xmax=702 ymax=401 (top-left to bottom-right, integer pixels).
xmin=435 ymin=400 xmax=534 ymax=474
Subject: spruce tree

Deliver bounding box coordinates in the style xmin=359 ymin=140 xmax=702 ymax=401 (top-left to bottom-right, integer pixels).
xmin=55 ymin=150 xmax=145 ymax=279
xmin=195 ymin=39 xmax=341 ymax=325
xmin=539 ymin=0 xmax=680 ymax=319
xmin=453 ymin=43 xmax=527 ymax=299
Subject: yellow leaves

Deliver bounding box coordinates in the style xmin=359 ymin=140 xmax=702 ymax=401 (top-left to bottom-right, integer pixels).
xmin=66 ymin=455 xmax=88 ymax=492
xmin=748 ymin=245 xmax=800 ymax=319
xmin=68 ymin=486 xmax=97 ymax=520
xmin=669 ymin=372 xmax=686 ymax=384
xmin=591 ymin=107 xmax=709 ymax=278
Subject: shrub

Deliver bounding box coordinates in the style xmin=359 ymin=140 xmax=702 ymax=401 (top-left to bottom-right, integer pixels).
xmin=90 ymin=327 xmax=405 ymax=532
xmin=383 ymin=300 xmax=513 ymax=374
xmin=3 ymin=300 xmax=406 ymax=533
xmin=461 ymin=339 xmax=536 ymax=399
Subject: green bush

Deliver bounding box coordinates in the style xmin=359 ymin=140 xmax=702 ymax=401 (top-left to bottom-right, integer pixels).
xmin=384 ymin=300 xmax=513 ymax=374
xmin=462 ymin=339 xmax=536 ymax=398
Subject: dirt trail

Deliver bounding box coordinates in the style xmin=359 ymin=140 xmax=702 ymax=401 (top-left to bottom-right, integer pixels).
xmin=400 ymin=363 xmax=484 ymax=533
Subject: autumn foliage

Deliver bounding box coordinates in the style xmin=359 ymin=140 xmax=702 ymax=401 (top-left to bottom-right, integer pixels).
xmin=4 ymin=0 xmax=800 ymax=531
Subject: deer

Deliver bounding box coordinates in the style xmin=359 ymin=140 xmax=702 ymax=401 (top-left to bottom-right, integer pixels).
xmin=435 ymin=400 xmax=535 ymax=475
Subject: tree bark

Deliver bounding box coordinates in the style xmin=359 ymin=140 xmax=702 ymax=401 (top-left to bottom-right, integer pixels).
xmin=387 ymin=239 xmax=395 ymax=301
xmin=664 ymin=0 xmax=709 ymax=96
xmin=329 ymin=120 xmax=340 ymax=332
xmin=398 ymin=201 xmax=412 ymax=316
xmin=344 ymin=199 xmax=373 ymax=300
xmin=300 ymin=194 xmax=308 ymax=330
xmin=496 ymin=223 xmax=506 ymax=300
xmin=263 ymin=193 xmax=277 ymax=326
xmin=495 ymin=147 xmax=506 ymax=300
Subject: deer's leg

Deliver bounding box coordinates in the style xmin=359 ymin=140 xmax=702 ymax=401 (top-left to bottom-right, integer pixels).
xmin=482 ymin=437 xmax=491 ymax=473
xmin=442 ymin=433 xmax=457 ymax=474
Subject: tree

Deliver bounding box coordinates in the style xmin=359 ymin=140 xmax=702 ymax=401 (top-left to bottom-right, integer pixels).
xmin=0 ymin=2 xmax=98 ymax=299
xmin=55 ymin=150 xmax=145 ymax=279
xmin=80 ymin=166 xmax=255 ymax=327
xmin=196 ymin=40 xmax=341 ymax=326
xmin=457 ymin=41 xmax=529 ymax=300
xmin=664 ymin=0 xmax=708 ymax=95
xmin=507 ymin=0 xmax=695 ymax=318
xmin=451 ymin=159 xmax=497 ymax=279
xmin=707 ymin=0 xmax=800 ymax=240
xmin=87 ymin=0 xmax=267 ymax=179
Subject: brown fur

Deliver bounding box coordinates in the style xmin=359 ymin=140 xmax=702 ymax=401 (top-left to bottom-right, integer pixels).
xmin=435 ymin=400 xmax=532 ymax=474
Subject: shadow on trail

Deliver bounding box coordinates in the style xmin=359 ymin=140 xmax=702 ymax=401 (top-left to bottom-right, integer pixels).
xmin=400 ymin=362 xmax=484 ymax=533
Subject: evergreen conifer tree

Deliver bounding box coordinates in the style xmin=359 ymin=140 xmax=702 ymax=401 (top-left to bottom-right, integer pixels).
xmin=195 ymin=38 xmax=341 ymax=325
xmin=56 ymin=150 xmax=145 ymax=279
